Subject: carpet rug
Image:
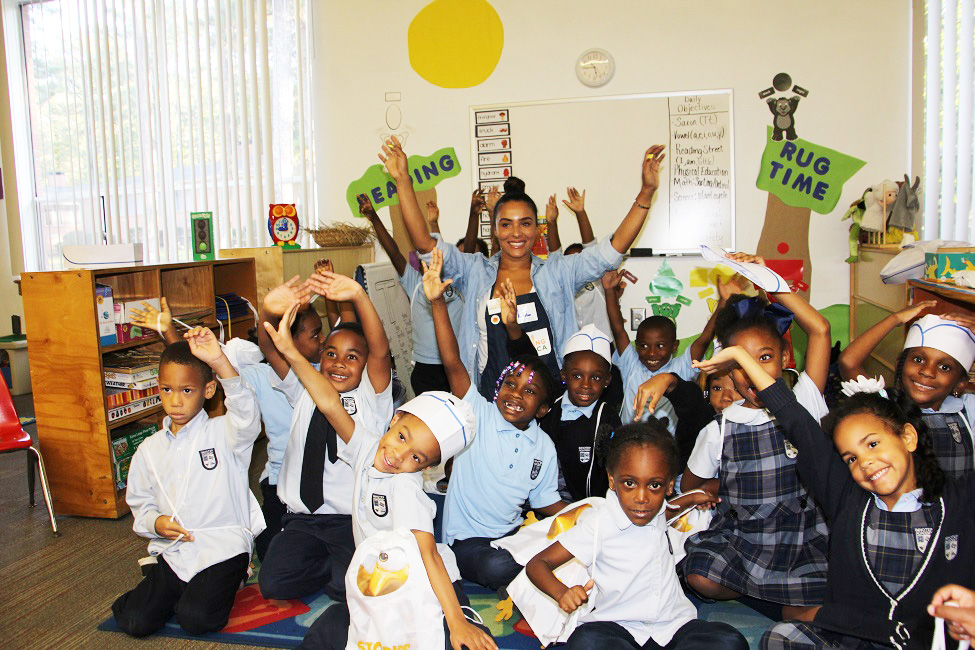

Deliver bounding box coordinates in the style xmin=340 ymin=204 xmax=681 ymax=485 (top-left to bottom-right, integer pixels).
xmin=98 ymin=566 xmax=775 ymax=649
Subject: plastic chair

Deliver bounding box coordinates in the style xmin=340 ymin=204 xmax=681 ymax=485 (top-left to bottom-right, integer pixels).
xmin=0 ymin=373 xmax=58 ymax=536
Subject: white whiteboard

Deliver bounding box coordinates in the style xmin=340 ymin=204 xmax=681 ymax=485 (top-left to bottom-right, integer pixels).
xmin=469 ymin=90 xmax=735 ymax=254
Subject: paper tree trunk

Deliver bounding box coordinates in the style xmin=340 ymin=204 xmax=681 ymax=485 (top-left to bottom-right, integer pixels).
xmin=756 ymin=193 xmax=812 ymax=299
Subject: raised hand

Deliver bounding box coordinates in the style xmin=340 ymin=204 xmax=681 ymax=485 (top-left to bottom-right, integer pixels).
xmin=184 ymin=327 xmax=222 ymax=366
xmin=426 ymin=200 xmax=440 ymax=224
xmin=641 ymin=144 xmax=667 ymax=194
xmin=358 ymin=194 xmax=379 ymax=220
xmin=262 ymin=300 xmax=300 ymax=358
xmin=725 ymin=252 xmax=766 ymax=266
xmin=496 ymin=278 xmax=518 ymax=327
xmin=471 ymin=189 xmax=487 ymax=213
xmin=716 ymin=274 xmax=746 ymax=306
xmin=486 ymin=186 xmax=501 ymax=213
xmin=306 ymin=271 xmax=364 ymax=303
xmin=421 ymin=248 xmax=453 ymax=301
xmin=601 ymin=269 xmax=627 ymax=296
xmin=562 ymin=187 xmax=586 ymax=214
xmin=263 ymin=275 xmax=312 ymax=317
xmin=546 ymin=194 xmax=559 ymax=222
xmin=130 ymin=297 xmax=172 ymax=334
xmin=895 ymin=300 xmax=937 ymax=324
xmin=558 ymin=579 xmax=595 ymax=614
xmin=378 ymin=135 xmax=410 ymax=182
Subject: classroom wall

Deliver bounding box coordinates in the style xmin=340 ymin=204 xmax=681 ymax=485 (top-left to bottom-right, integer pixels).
xmin=0 ymin=8 xmax=24 ymax=334
xmin=312 ymin=0 xmax=913 ymax=337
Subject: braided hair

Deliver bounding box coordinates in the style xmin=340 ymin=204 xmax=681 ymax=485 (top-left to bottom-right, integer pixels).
xmin=822 ymin=392 xmax=946 ymax=502
xmin=595 ymin=420 xmax=680 ymax=479
xmin=493 ymin=354 xmax=557 ymax=407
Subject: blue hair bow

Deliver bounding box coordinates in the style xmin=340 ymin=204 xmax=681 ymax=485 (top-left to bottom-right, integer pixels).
xmin=732 ymin=297 xmax=794 ymax=337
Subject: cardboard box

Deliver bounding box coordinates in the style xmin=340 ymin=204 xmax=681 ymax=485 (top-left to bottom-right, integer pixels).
xmin=63 ymin=243 xmax=144 ymax=269
xmin=924 ymin=247 xmax=975 ymax=282
xmin=95 ymin=284 xmax=117 ymax=346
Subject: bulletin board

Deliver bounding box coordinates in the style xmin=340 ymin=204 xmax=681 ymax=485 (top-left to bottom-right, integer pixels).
xmin=469 ymin=90 xmax=735 ymax=254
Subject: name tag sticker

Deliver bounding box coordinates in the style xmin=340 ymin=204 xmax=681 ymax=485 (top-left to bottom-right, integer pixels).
xmin=527 ymin=329 xmax=552 ymax=356
xmin=487 ymin=298 xmax=502 ymax=315
xmin=517 ymin=302 xmax=538 ymax=324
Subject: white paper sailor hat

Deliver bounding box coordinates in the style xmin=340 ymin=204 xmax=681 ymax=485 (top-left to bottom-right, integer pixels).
xmin=904 ymin=314 xmax=975 ymax=371
xmin=397 ymin=391 xmax=476 ymax=461
xmin=562 ymin=324 xmax=612 ymax=365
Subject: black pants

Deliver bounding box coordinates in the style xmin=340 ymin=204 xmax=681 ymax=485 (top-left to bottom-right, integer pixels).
xmin=560 ymin=619 xmax=748 ymax=650
xmin=298 ymin=580 xmax=491 ymax=649
xmin=411 ymin=361 xmax=451 ymax=395
xmin=450 ymin=529 xmax=522 ymax=591
xmin=258 ymin=512 xmax=354 ymax=602
xmin=254 ymin=479 xmax=287 ymax=562
xmin=112 ymin=553 xmax=248 ymax=638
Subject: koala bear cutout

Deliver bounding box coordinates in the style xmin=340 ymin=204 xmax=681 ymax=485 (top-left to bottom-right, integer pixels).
xmin=767 ymin=96 xmax=800 ymax=141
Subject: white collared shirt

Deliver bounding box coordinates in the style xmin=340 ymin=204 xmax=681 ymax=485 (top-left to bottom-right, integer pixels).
xmin=872 ymin=488 xmax=927 ymax=513
xmin=686 ymin=371 xmax=828 ymax=479
xmin=273 ymin=368 xmax=394 ymax=515
xmin=340 ymin=426 xmax=436 ymax=546
xmin=558 ymin=490 xmax=696 ymax=646
xmin=126 ymin=376 xmax=265 ymax=582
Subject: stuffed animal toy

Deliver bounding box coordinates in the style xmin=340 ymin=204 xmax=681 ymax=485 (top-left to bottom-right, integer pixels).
xmin=842 ymin=189 xmax=869 ymax=263
xmin=861 ymin=179 xmax=899 ymax=232
xmin=890 ymin=175 xmax=921 ymax=231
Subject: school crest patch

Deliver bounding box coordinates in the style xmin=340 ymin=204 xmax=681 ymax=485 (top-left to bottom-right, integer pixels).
xmin=948 ymin=421 xmax=963 ymax=444
xmin=583 ymin=282 xmax=595 ymax=292
xmin=946 ymin=534 xmax=959 ymax=561
xmin=372 ymin=494 xmax=388 ymax=517
xmin=530 ymin=459 xmax=542 ymax=480
xmin=444 ymin=285 xmax=455 ymax=300
xmin=914 ymin=527 xmax=933 ymax=553
xmin=783 ymin=440 xmax=799 ymax=459
xmin=199 ymin=448 xmax=217 ymax=470
xmin=579 ymin=447 xmax=591 ymax=463
xmin=342 ymin=396 xmax=357 ymax=415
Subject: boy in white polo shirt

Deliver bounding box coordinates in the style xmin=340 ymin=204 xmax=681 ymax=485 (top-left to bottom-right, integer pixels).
xmin=263 ymin=302 xmax=495 ymax=650
xmin=112 ymin=329 xmax=264 ymax=638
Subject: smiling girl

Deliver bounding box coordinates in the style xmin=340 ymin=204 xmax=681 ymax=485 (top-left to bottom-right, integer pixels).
xmin=680 ymin=253 xmax=832 ymax=621
xmin=711 ymin=343 xmax=975 ymax=650
xmin=380 ymin=136 xmax=666 ymax=399
xmin=840 ymin=306 xmax=975 ymax=479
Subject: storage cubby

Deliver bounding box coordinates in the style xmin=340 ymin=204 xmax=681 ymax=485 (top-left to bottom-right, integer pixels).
xmin=21 ymin=258 xmax=257 ymax=518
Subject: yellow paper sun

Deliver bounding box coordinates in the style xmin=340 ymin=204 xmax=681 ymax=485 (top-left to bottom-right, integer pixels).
xmin=408 ymin=0 xmax=504 ymax=88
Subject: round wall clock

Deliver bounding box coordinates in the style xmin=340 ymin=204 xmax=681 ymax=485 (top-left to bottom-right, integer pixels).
xmin=576 ymin=48 xmax=615 ymax=88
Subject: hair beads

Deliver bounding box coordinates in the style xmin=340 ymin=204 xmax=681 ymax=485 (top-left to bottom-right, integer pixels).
xmin=493 ymin=361 xmax=525 ymax=402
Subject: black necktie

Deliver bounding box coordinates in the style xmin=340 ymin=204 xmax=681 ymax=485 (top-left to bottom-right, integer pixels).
xmin=299 ymin=408 xmax=339 ymax=513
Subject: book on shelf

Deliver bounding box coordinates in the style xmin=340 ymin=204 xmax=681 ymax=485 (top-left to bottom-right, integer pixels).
xmin=102 ymin=349 xmax=161 ymax=377
xmin=105 ymin=376 xmax=158 ymax=390
xmin=107 ymin=395 xmax=161 ymax=422
xmin=106 ymin=386 xmax=160 ymax=409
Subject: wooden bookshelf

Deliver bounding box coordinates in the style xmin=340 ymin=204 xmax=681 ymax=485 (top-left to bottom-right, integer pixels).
xmin=21 ymin=258 xmax=257 ymax=518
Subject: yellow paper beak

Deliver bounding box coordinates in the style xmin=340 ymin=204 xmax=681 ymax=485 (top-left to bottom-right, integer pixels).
xmin=357 ymin=563 xmax=410 ymax=597
xmin=547 ymin=504 xmax=592 ymax=539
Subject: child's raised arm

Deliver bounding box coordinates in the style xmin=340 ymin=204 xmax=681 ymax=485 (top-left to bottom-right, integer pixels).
xmin=602 ymin=269 xmax=630 ymax=353
xmin=726 ymin=253 xmax=831 ymax=392
xmin=414 ymin=531 xmax=497 ymax=650
xmin=378 ymin=136 xmax=437 ymax=254
xmin=608 ymin=145 xmax=666 ymax=253
xmin=258 ymin=276 xmax=313 ymax=379
xmin=130 ymin=297 xmax=181 ymax=344
xmin=263 ymin=301 xmax=356 ymax=445
xmin=526 ymin=541 xmax=594 ymax=614
xmin=360 ymin=194 xmax=407 ymax=277
xmin=688 ymin=275 xmax=744 ymax=363
xmin=306 ymin=271 xmax=392 ymax=394
xmin=462 ymin=190 xmax=486 ymax=254
xmin=424 ymin=248 xmax=471 ymax=398
xmin=545 ymin=194 xmax=562 ymax=253
xmin=563 ymin=187 xmax=594 ymax=245
xmin=838 ymin=300 xmax=937 ymax=380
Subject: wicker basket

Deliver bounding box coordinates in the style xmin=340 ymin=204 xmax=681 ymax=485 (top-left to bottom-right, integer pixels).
xmin=307 ymin=222 xmax=374 ymax=248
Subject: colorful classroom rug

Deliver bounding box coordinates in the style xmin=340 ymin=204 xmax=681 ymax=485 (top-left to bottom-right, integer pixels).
xmin=98 ymin=565 xmax=775 ymax=649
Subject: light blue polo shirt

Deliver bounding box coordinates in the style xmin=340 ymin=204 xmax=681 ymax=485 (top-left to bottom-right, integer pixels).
xmin=615 ymin=345 xmax=695 ymax=424
xmin=398 ymin=265 xmax=465 ymax=365
xmin=443 ymin=385 xmax=561 ymax=544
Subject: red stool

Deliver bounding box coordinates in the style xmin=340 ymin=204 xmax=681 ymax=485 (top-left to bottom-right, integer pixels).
xmin=0 ymin=373 xmax=58 ymax=536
